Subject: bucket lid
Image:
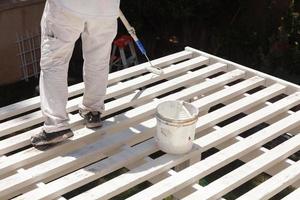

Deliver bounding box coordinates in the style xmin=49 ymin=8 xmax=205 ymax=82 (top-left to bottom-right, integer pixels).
xmin=156 ymin=100 xmax=199 ymax=124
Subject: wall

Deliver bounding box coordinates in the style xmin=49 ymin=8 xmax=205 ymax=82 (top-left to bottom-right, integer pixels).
xmin=0 ymin=0 xmax=45 ymax=85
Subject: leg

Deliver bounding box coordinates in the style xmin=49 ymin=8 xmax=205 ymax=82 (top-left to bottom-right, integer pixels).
xmin=119 ymin=47 xmax=128 ymax=69
xmin=39 ymin=2 xmax=83 ymax=133
xmin=79 ymin=18 xmax=118 ymax=115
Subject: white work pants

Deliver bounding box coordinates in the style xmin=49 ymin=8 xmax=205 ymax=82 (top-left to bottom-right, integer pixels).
xmin=40 ymin=1 xmax=118 ymax=133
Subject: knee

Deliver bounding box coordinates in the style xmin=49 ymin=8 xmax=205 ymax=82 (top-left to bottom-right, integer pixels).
xmin=40 ymin=39 xmax=74 ymax=70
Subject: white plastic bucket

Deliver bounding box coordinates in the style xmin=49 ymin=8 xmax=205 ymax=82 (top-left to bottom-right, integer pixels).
xmin=155 ymin=100 xmax=199 ymax=154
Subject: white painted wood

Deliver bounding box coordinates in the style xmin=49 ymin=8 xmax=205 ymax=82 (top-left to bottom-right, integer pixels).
xmin=197 ymin=92 xmax=300 ymax=152
xmin=193 ymin=83 xmax=285 ymax=132
xmin=264 ymin=110 xmax=293 ymax=124
xmin=174 ymin=160 xmax=191 ymax=172
xmin=0 ymin=96 xmax=40 ymax=121
xmin=185 ymin=47 xmax=300 ymax=94
xmin=13 ymin=139 xmax=158 ymax=200
xmin=70 ymin=157 xmax=211 ymax=200
xmin=108 ymin=50 xmax=193 ymax=85
xmin=28 ymin=181 xmax=65 ymax=200
xmin=105 ymin=56 xmax=209 ymax=99
xmin=289 ymin=124 xmax=300 ymax=135
xmin=1 ymin=91 xmax=296 ymax=197
xmin=103 ymin=62 xmax=225 ymax=116
xmin=0 ymin=115 xmax=81 ymax=156
xmin=190 ymin=76 xmax=263 ymax=113
xmin=0 ymin=70 xmax=247 ymax=197
xmin=0 ymin=50 xmax=193 ymax=121
xmin=36 ymin=183 xmax=67 ymax=200
xmin=281 ymin=187 xmax=300 ymax=200
xmin=0 ymin=62 xmax=227 ymax=155
xmin=0 ymin=122 xmax=153 ymax=198
xmin=0 ymin=56 xmax=208 ymax=137
xmin=20 ymin=81 xmax=290 ymax=198
xmin=137 ymin=158 xmax=208 ymax=200
xmin=0 ymin=169 xmax=66 ymax=200
xmin=0 ymin=66 xmax=234 ymax=156
xmin=0 ymin=155 xmax=6 ymax=160
xmin=183 ymin=134 xmax=300 ymax=200
xmin=9 ymin=73 xmax=274 ymax=198
xmin=2 ymin=48 xmax=299 ymax=200
xmin=126 ymin=110 xmax=300 ymax=200
xmin=65 ymin=93 xmax=300 ymax=200
xmin=237 ymin=160 xmax=300 ymax=200
xmin=152 ymin=170 xmax=201 ymax=200
xmin=215 ymin=135 xmax=299 ymax=187
xmin=0 ymin=70 xmax=244 ymax=178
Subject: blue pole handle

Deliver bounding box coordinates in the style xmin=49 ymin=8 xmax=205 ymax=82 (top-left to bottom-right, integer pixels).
xmin=135 ymin=40 xmax=147 ymax=55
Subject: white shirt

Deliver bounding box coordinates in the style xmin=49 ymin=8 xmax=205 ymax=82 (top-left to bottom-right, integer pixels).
xmin=53 ymin=0 xmax=120 ymax=18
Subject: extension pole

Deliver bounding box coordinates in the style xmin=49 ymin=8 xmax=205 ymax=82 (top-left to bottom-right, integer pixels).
xmin=119 ymin=9 xmax=163 ymax=75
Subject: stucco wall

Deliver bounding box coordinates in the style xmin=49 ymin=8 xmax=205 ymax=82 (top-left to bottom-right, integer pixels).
xmin=0 ymin=0 xmax=45 ymax=85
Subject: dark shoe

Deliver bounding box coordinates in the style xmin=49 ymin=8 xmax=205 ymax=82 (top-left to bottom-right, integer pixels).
xmin=79 ymin=111 xmax=102 ymax=128
xmin=31 ymin=129 xmax=73 ymax=146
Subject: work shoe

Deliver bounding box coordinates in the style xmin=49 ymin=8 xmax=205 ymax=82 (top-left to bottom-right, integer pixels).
xmin=30 ymin=129 xmax=73 ymax=146
xmin=79 ymin=111 xmax=102 ymax=128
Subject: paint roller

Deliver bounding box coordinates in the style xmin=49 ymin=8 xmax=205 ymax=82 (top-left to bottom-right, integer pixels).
xmin=119 ymin=9 xmax=163 ymax=75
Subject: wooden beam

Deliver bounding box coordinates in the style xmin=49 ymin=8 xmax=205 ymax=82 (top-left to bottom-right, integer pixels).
xmin=237 ymin=160 xmax=300 ymax=200
xmin=197 ymin=92 xmax=300 ymax=151
xmin=0 ymin=61 xmax=226 ymax=155
xmin=0 ymin=56 xmax=208 ymax=137
xmin=0 ymin=50 xmax=193 ymax=121
xmin=185 ymin=47 xmax=300 ymax=94
xmin=193 ymin=83 xmax=285 ymax=133
xmin=2 ymin=47 xmax=299 ymax=200
xmin=22 ymin=93 xmax=299 ymax=200
xmin=215 ymin=135 xmax=300 ymax=188
xmin=183 ymin=135 xmax=300 ymax=200
xmin=281 ymin=187 xmax=300 ymax=200
xmin=13 ymin=139 xmax=158 ymax=200
xmin=1 ymin=71 xmax=251 ymax=197
xmin=0 ymin=70 xmax=244 ymax=187
xmin=126 ymin=110 xmax=300 ymax=200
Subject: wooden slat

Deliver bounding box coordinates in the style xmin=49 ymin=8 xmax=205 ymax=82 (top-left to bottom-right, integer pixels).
xmin=0 ymin=70 xmax=248 ymax=198
xmin=0 ymin=123 xmax=153 ymax=198
xmin=81 ymin=90 xmax=298 ymax=198
xmin=105 ymin=56 xmax=209 ymax=99
xmin=104 ymin=62 xmax=225 ymax=116
xmin=196 ymin=92 xmax=300 ymax=151
xmin=133 ymin=158 xmax=210 ymax=200
xmin=9 ymin=73 xmax=274 ymax=198
xmin=126 ymin=110 xmax=300 ymax=200
xmin=237 ymin=160 xmax=300 ymax=200
xmin=215 ymin=135 xmax=300 ymax=188
xmin=1 ymin=47 xmax=299 ymax=200
xmin=0 ymin=56 xmax=208 ymax=137
xmin=186 ymin=47 xmax=300 ymax=94
xmin=192 ymin=76 xmax=264 ymax=110
xmin=67 ymin=84 xmax=292 ymax=198
xmin=0 ymin=61 xmax=225 ymax=155
xmin=11 ymin=169 xmax=66 ymax=200
xmin=53 ymin=91 xmax=298 ymax=198
xmin=14 ymin=137 xmax=208 ymax=200
xmin=0 ymin=70 xmax=244 ymax=178
xmin=281 ymin=187 xmax=300 ymax=200
xmin=70 ymin=150 xmax=219 ymax=200
xmin=152 ymin=171 xmax=210 ymax=200
xmin=13 ymin=139 xmax=159 ymax=200
xmin=0 ymin=50 xmax=193 ymax=121
xmin=107 ymin=50 xmax=193 ymax=85
xmin=183 ymin=135 xmax=300 ymax=200
xmin=193 ymin=83 xmax=285 ymax=132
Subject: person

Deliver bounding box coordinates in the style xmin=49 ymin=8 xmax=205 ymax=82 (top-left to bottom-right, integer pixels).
xmin=31 ymin=0 xmax=120 ymax=146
